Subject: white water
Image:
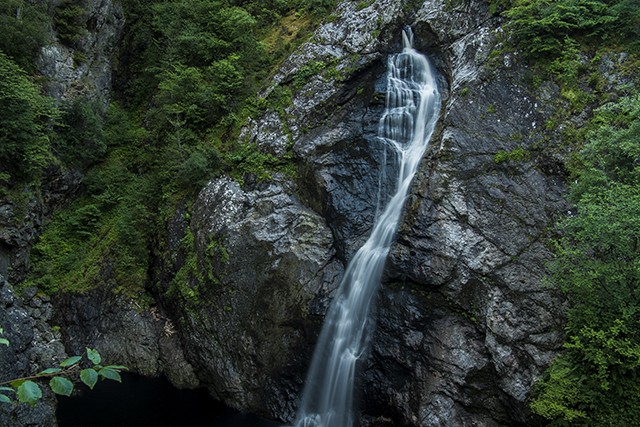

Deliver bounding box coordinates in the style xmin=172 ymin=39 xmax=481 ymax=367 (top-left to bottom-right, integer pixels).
xmin=293 ymin=28 xmax=441 ymax=427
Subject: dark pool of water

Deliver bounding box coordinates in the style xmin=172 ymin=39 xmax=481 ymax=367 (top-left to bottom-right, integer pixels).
xmin=57 ymin=373 xmax=281 ymax=427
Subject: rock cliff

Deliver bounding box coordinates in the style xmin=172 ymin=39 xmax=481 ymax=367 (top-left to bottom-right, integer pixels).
xmin=160 ymin=0 xmax=569 ymax=425
xmin=0 ymin=1 xmax=123 ymax=424
xmin=1 ymin=0 xmax=572 ymax=426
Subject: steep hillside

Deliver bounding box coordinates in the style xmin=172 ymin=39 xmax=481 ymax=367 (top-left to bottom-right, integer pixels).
xmin=0 ymin=0 xmax=638 ymax=426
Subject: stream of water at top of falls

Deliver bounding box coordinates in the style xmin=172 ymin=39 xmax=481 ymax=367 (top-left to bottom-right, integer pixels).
xmin=293 ymin=28 xmax=441 ymax=427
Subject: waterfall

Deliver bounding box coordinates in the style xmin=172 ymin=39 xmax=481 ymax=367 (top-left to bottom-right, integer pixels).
xmin=294 ymin=28 xmax=441 ymax=427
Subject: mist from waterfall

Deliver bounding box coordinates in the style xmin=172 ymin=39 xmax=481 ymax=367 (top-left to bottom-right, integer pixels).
xmin=294 ymin=28 xmax=441 ymax=427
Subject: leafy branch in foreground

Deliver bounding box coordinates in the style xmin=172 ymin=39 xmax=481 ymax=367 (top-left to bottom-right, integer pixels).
xmin=0 ymin=334 xmax=126 ymax=405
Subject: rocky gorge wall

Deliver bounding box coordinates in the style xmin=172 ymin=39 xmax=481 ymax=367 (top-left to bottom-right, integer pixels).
xmin=1 ymin=0 xmax=572 ymax=426
xmin=0 ymin=1 xmax=123 ymax=425
xmin=153 ymin=0 xmax=569 ymax=425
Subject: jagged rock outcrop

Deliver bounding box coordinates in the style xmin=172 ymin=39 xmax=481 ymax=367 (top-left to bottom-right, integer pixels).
xmin=52 ymin=287 xmax=200 ymax=390
xmin=2 ymin=0 xmax=571 ymax=425
xmin=174 ymin=0 xmax=568 ymax=425
xmin=38 ymin=0 xmax=124 ymax=103
xmin=154 ymin=178 xmax=343 ymax=420
xmin=0 ymin=276 xmax=66 ymax=427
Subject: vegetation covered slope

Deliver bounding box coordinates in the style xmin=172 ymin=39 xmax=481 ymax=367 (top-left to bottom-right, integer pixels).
xmin=0 ymin=0 xmax=333 ymax=296
xmin=1 ymin=0 xmax=639 ymax=424
xmin=489 ymin=0 xmax=640 ymax=424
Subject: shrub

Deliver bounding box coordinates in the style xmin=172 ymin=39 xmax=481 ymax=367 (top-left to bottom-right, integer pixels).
xmin=53 ymin=97 xmax=107 ymax=169
xmin=0 ymin=0 xmax=49 ymax=71
xmin=0 ymin=52 xmax=55 ymax=182
xmin=54 ymin=0 xmax=87 ymax=47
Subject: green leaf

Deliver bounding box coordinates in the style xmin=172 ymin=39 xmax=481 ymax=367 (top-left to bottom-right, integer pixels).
xmin=49 ymin=376 xmax=74 ymax=396
xmin=80 ymin=368 xmax=98 ymax=390
xmin=103 ymin=365 xmax=128 ymax=370
xmin=38 ymin=367 xmax=62 ymax=375
xmin=86 ymin=348 xmax=101 ymax=365
xmin=0 ymin=338 xmax=9 ymax=346
xmin=98 ymin=367 xmax=122 ymax=382
xmin=0 ymin=394 xmax=11 ymax=403
xmin=0 ymin=387 xmax=14 ymax=392
xmin=59 ymin=355 xmax=82 ymax=367
xmin=17 ymin=381 xmax=42 ymax=405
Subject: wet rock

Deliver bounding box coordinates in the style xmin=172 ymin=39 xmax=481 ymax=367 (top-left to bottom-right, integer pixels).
xmin=52 ymin=286 xmax=199 ymax=390
xmin=225 ymin=0 xmax=568 ymax=425
xmin=37 ymin=0 xmax=124 ymax=103
xmin=155 ymin=177 xmax=342 ymax=421
xmin=0 ymin=275 xmax=65 ymax=427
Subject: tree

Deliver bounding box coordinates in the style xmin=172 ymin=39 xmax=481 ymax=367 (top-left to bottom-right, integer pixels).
xmin=531 ymin=96 xmax=640 ymax=425
xmin=0 ymin=52 xmax=55 ymax=183
xmin=0 ymin=0 xmax=49 ymax=71
xmin=503 ymin=0 xmax=617 ymax=58
xmin=53 ymin=96 xmax=107 ymax=169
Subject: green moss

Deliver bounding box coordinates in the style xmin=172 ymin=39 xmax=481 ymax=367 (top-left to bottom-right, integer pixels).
xmin=493 ymin=146 xmax=531 ymax=164
xmin=356 ymin=0 xmax=374 ymax=11
xmin=293 ymin=60 xmax=327 ymax=88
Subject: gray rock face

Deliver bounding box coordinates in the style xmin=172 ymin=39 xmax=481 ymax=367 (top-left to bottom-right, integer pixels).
xmin=52 ymin=286 xmax=199 ymax=390
xmin=156 ymin=177 xmax=342 ymax=420
xmin=38 ymin=0 xmax=124 ymax=103
xmin=0 ymin=276 xmax=65 ymax=427
xmin=197 ymin=0 xmax=569 ymax=425
xmin=376 ymin=2 xmax=568 ymax=423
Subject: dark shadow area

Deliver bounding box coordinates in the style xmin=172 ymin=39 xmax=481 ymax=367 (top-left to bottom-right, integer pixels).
xmin=57 ymin=373 xmax=280 ymax=427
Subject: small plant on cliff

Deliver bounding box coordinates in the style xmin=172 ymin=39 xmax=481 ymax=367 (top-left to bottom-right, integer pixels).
xmin=493 ymin=146 xmax=531 ymax=164
xmin=0 ymin=340 xmax=126 ymax=405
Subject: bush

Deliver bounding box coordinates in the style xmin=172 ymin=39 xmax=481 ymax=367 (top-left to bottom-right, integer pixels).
xmin=54 ymin=97 xmax=107 ymax=169
xmin=0 ymin=0 xmax=49 ymax=71
xmin=531 ymin=96 xmax=640 ymax=425
xmin=0 ymin=52 xmax=55 ymax=182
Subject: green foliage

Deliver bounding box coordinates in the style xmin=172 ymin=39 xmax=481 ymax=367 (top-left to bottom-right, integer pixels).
xmin=503 ymin=0 xmax=617 ymax=59
xmin=15 ymin=381 xmax=42 ymax=405
xmin=225 ymin=142 xmax=295 ymax=183
xmin=0 ymin=327 xmax=8 ymax=347
xmin=80 ymin=368 xmax=98 ymax=390
xmin=530 ymin=356 xmax=588 ymax=422
xmin=293 ymin=60 xmax=327 ymax=88
xmin=26 ymin=106 xmax=153 ymax=295
xmin=531 ymin=95 xmax=640 ymax=424
xmin=302 ymin=0 xmax=337 ymax=15
xmin=25 ymin=0 xmax=312 ymax=303
xmin=493 ymin=146 xmax=531 ymax=164
xmin=571 ymin=95 xmax=640 ymax=195
xmin=0 ymin=52 xmax=56 ymax=183
xmin=54 ymin=96 xmax=107 ymax=169
xmin=0 ymin=0 xmax=49 ymax=71
xmin=356 ymin=0 xmax=374 ymax=11
xmin=54 ymin=0 xmax=87 ymax=47
xmin=0 ymin=343 xmax=126 ymax=405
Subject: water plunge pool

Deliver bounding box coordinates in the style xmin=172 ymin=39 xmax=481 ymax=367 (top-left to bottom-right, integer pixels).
xmin=57 ymin=373 xmax=280 ymax=427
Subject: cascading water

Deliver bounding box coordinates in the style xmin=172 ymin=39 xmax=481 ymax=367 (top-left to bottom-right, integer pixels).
xmin=293 ymin=28 xmax=441 ymax=427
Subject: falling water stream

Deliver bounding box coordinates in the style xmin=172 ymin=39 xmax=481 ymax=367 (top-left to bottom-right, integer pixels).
xmin=294 ymin=28 xmax=441 ymax=427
